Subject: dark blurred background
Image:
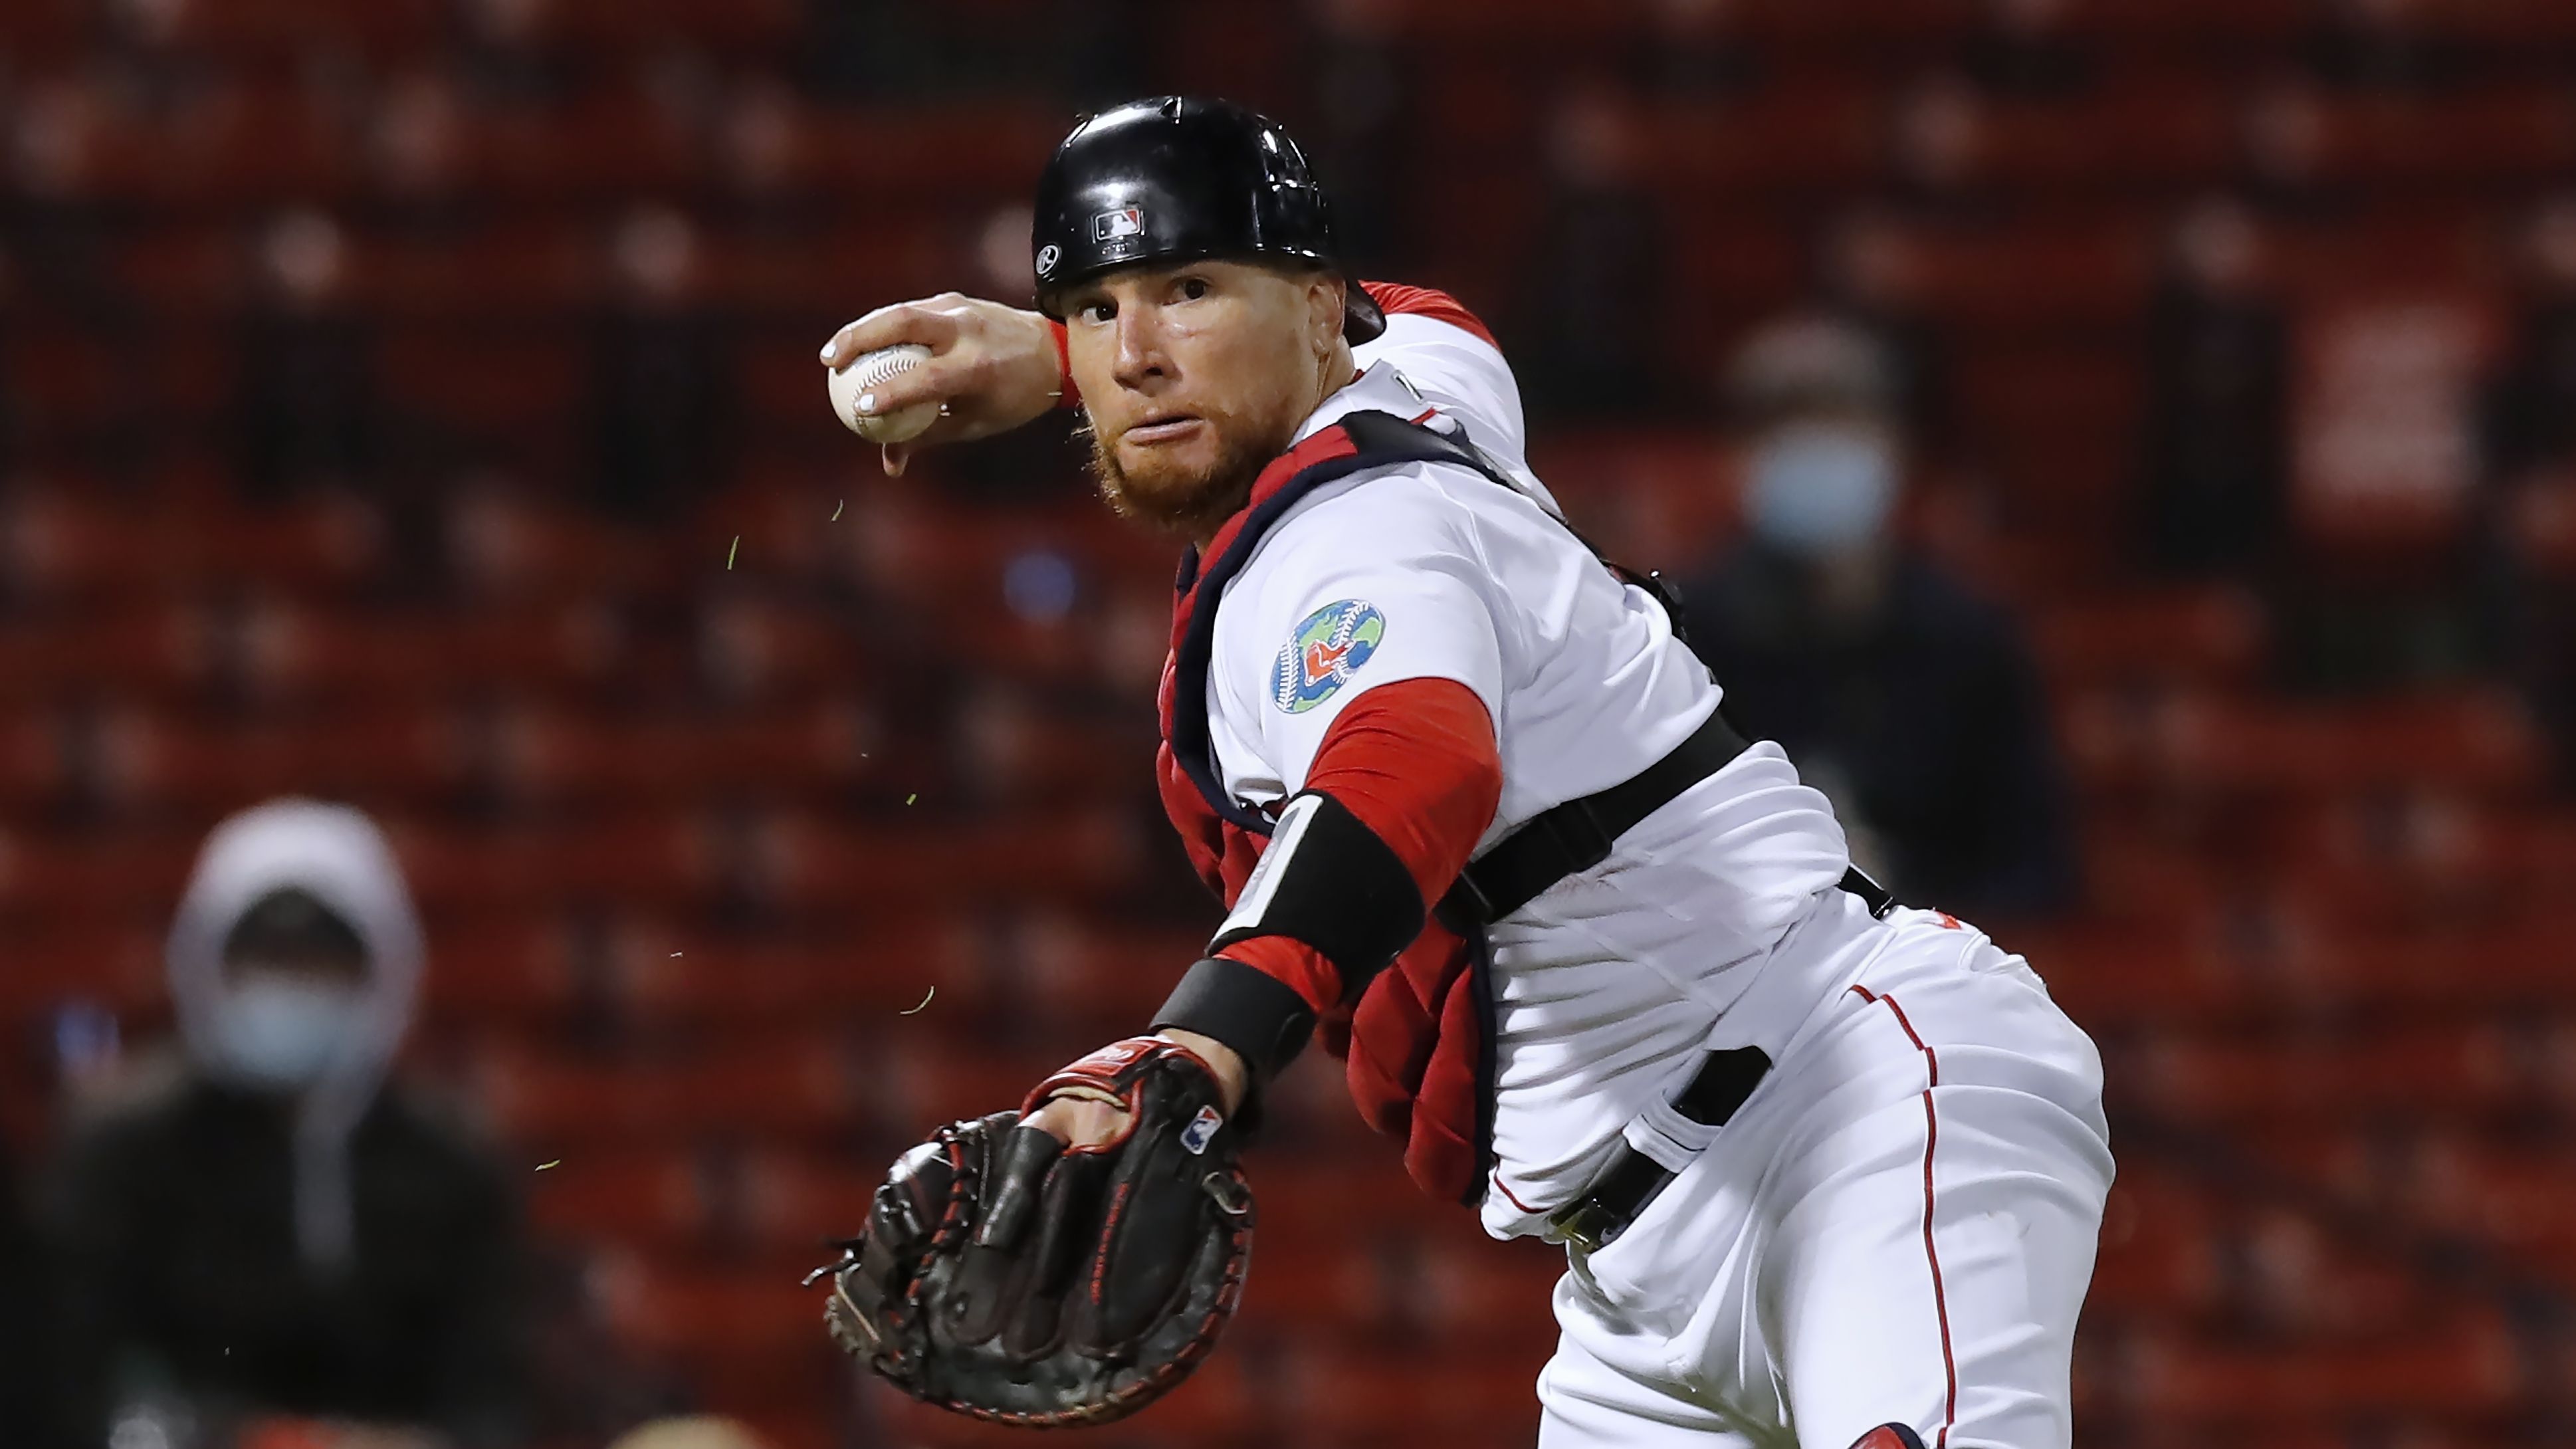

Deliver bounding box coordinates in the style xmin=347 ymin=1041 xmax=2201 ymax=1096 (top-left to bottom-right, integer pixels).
xmin=3 ymin=0 xmax=2576 ymax=1446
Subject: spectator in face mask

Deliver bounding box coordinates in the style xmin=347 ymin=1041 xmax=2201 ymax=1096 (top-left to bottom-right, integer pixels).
xmin=43 ymin=800 xmax=527 ymax=1448
xmin=1676 ymin=316 xmax=2078 ymax=919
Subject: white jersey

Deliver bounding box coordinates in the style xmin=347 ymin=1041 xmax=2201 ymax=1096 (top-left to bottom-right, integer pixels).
xmin=1198 ymin=310 xmax=1859 ymax=1238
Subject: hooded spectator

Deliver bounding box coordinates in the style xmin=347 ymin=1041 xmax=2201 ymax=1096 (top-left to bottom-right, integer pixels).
xmin=45 ymin=800 xmax=527 ymax=1448
xmin=1679 ymin=316 xmax=2078 ymax=918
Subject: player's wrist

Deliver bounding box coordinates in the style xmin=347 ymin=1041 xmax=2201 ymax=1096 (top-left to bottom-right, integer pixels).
xmin=1154 ymin=1027 xmax=1249 ymax=1113
xmin=1152 ymin=955 xmax=1317 ymax=1124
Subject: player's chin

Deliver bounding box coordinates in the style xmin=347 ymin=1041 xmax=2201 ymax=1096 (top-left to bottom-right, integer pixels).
xmin=1114 ymin=431 xmax=1221 ymax=489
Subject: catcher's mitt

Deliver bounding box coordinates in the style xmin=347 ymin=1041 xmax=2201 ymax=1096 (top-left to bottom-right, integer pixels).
xmin=811 ymin=1038 xmax=1254 ymax=1427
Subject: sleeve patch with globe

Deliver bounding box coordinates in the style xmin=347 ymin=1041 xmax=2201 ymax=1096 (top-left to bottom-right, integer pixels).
xmin=1271 ymin=600 xmax=1386 ymax=714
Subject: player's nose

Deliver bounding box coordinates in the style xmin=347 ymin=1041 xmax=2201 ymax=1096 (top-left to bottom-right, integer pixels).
xmin=1109 ymin=302 xmax=1169 ymax=390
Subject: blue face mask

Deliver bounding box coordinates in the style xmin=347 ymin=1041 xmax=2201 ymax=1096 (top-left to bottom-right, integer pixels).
xmin=214 ymin=977 xmax=360 ymax=1090
xmin=1743 ymin=425 xmax=1899 ymax=556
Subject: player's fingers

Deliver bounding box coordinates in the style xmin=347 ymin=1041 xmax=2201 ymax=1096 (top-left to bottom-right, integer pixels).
xmin=818 ymin=300 xmax=963 ymax=368
xmin=849 ymin=350 xmax=980 ymax=421
xmin=881 ymin=442 xmax=909 ymax=477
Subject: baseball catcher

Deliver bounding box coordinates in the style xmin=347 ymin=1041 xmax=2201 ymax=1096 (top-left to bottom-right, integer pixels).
xmin=816 ymin=98 xmax=2113 ymax=1447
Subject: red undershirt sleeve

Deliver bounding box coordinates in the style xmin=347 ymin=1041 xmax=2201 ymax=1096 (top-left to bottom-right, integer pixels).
xmin=1214 ymin=675 xmax=1502 ymax=1014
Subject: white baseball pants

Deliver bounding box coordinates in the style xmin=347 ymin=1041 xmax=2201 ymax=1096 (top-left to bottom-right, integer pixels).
xmin=1536 ymin=909 xmax=2115 ymax=1449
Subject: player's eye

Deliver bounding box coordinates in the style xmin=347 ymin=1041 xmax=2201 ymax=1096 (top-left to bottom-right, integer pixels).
xmin=1078 ymin=298 xmax=1115 ymax=324
xmin=1178 ymin=276 xmax=1210 ymax=301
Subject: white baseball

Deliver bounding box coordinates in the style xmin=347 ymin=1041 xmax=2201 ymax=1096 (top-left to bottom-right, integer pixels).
xmin=828 ymin=344 xmax=942 ymax=444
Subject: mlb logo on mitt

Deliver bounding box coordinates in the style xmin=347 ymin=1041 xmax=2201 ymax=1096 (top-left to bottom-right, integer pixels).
xmin=1180 ymin=1104 xmax=1224 ymax=1155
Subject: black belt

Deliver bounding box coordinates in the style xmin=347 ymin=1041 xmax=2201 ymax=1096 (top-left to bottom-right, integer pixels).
xmin=1437 ymin=708 xmax=1897 ymax=931
xmin=1549 ymin=1045 xmax=1773 ymax=1253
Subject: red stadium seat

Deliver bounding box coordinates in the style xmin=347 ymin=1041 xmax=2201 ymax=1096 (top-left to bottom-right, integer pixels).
xmin=0 ymin=490 xmax=384 ymax=600
xmin=2126 ymin=1309 xmax=2527 ymax=1422
xmin=2126 ymin=1023 xmax=2523 ymax=1126
xmin=0 ymin=827 xmax=199 ymax=917
xmin=732 ymin=1148 xmax=883 ymax=1255
xmin=1891 ymin=80 xmax=2237 ymax=197
xmin=805 ymin=105 xmax=1071 ymax=201
xmin=0 ymin=604 xmax=217 ymax=705
xmin=88 ymin=704 xmax=473 ymax=817
xmin=387 ymin=814 xmax=711 ymax=912
xmin=1644 ymin=84 xmax=1889 ymax=197
xmin=1836 ymin=215 xmax=2157 ymax=333
xmin=368 ymin=221 xmax=596 ymax=320
xmin=2046 ymin=0 xmax=2309 ymax=51
xmin=486 ymin=0 xmax=802 ymax=58
xmin=598 ymin=909 xmax=989 ymax=1025
xmin=1010 ymin=913 xmax=1215 ymax=1032
xmin=526 ymin=1145 xmax=708 ymax=1252
xmin=2032 ymin=586 xmax=2269 ymax=689
xmin=1730 ymin=0 xmax=1985 ymax=54
xmin=419 ymin=912 xmax=584 ymax=1025
xmin=473 ymin=1031 xmax=864 ymax=1145
xmin=593 ymin=1253 xmax=841 ymax=1409
xmin=2246 ymin=84 xmax=2576 ymax=191
xmin=2088 ymin=1169 xmax=2228 ymax=1323
xmin=1951 ymin=344 xmax=2146 ymax=525
xmin=126 ymin=0 xmax=443 ymax=66
xmin=0 ymin=919 xmax=167 ymax=1032
xmin=240 ymin=600 xmax=630 ymax=702
xmin=2059 ymin=687 xmax=2548 ymax=802
xmin=479 ymin=86 xmax=708 ymax=201
xmin=158 ymin=83 xmax=364 ymax=207
xmin=1270 ymin=1342 xmax=1551 ymax=1449
xmin=1411 ymin=1234 xmax=1567 ymax=1345
xmin=742 ymin=809 xmax=1146 ymax=913
xmin=379 ymin=328 xmax=584 ymax=443
xmin=0 ymin=0 xmax=83 ymax=66
xmin=483 ymin=699 xmax=875 ymax=806
xmin=0 ymin=710 xmax=64 ymax=812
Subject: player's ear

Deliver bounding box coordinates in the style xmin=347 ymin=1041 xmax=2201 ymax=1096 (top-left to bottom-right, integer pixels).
xmin=1307 ymin=271 xmax=1346 ymax=357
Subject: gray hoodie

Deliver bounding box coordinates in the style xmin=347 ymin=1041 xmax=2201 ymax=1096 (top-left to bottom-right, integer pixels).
xmin=165 ymin=798 xmax=427 ymax=1269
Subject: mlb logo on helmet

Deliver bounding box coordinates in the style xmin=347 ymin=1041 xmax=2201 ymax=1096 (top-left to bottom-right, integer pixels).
xmin=1092 ymin=207 xmax=1146 ymax=241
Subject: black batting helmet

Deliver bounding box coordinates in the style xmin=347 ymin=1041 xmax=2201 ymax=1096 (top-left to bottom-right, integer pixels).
xmin=1029 ymin=96 xmax=1384 ymax=343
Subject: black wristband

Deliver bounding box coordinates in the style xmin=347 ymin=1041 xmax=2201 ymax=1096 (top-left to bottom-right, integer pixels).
xmin=1206 ymin=789 xmax=1426 ymax=1003
xmin=1151 ymin=955 xmax=1318 ymax=1085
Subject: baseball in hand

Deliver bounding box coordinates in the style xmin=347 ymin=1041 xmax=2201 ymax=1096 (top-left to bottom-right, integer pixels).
xmin=828 ymin=344 xmax=942 ymax=444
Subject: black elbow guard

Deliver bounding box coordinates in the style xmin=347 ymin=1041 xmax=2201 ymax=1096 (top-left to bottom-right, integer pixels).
xmin=1152 ymin=790 xmax=1428 ymax=1081
xmin=1208 ymin=790 xmax=1426 ymax=998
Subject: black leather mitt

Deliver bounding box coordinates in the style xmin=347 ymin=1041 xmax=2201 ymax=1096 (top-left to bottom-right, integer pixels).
xmin=813 ymin=1038 xmax=1254 ymax=1426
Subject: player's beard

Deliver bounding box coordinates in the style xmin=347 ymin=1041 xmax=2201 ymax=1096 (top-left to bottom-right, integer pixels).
xmin=1084 ymin=407 xmax=1299 ymax=542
